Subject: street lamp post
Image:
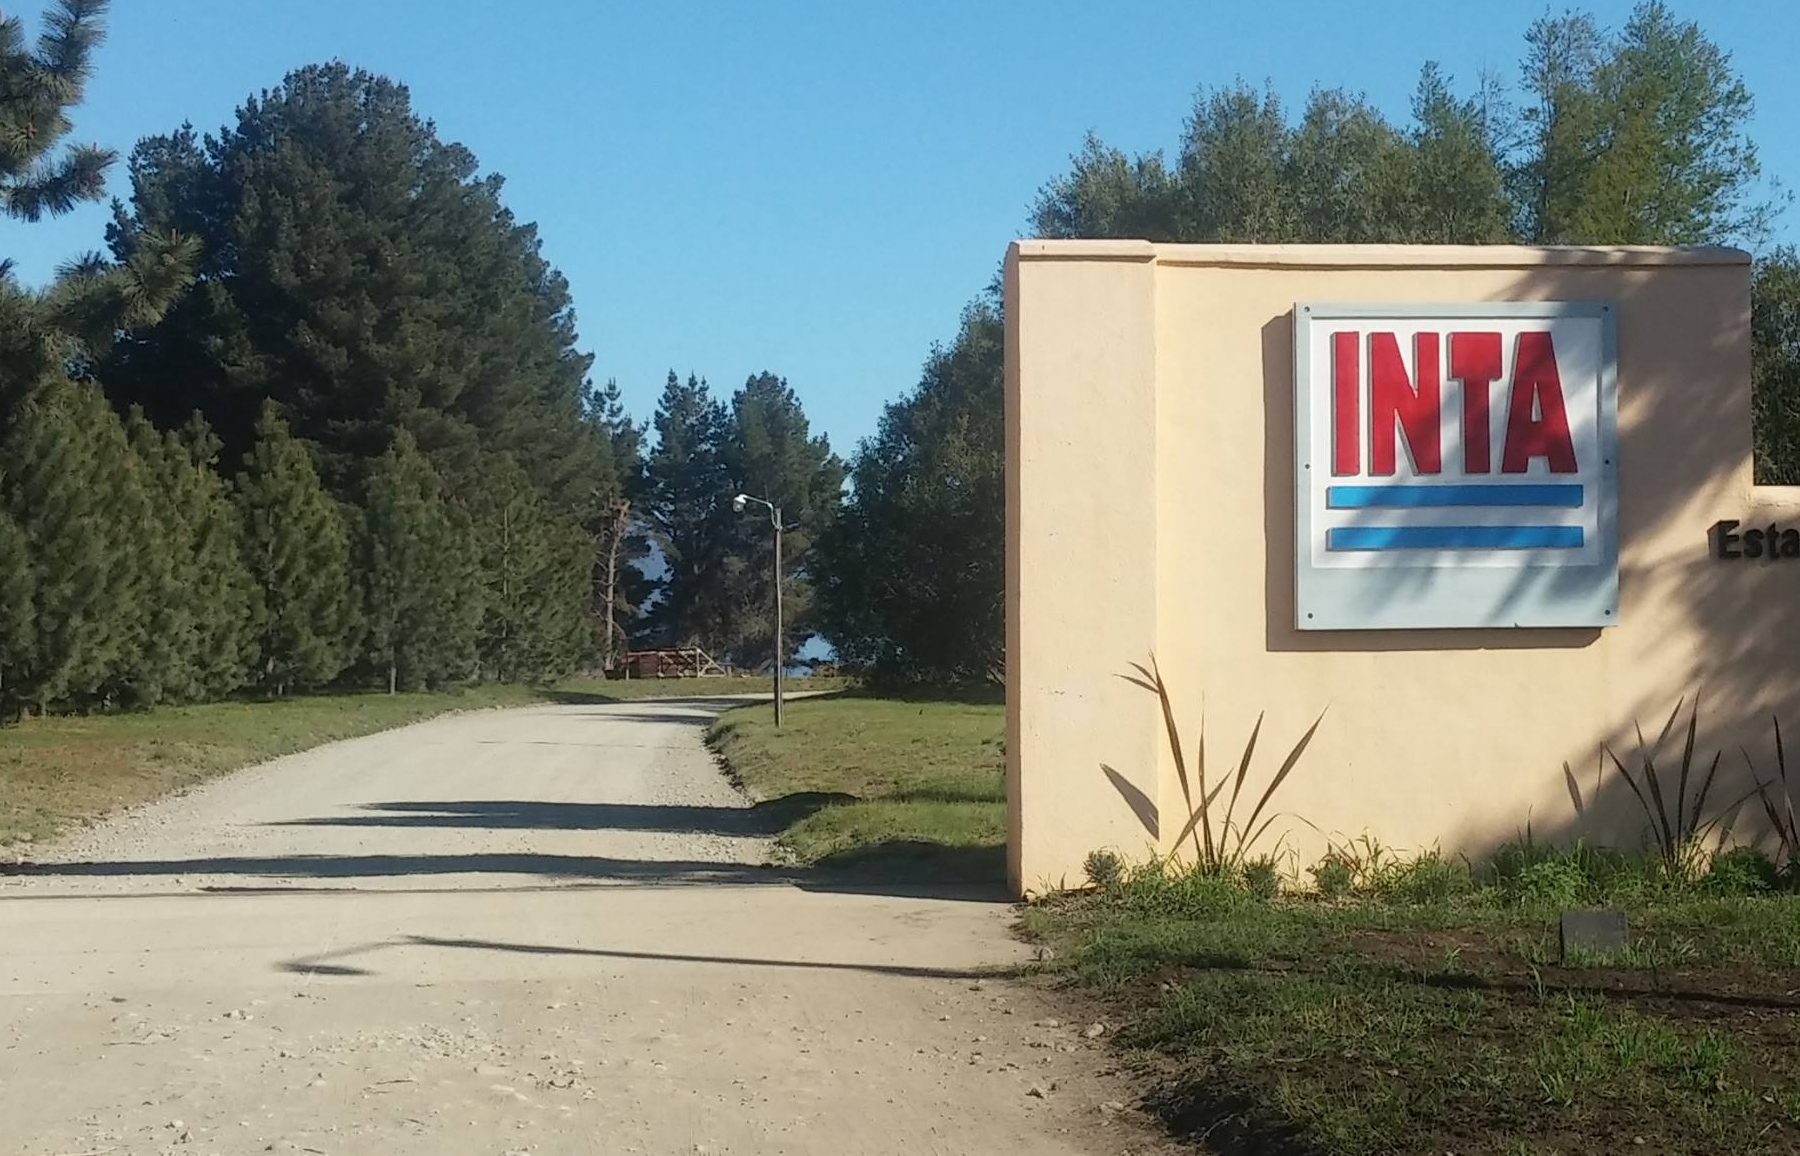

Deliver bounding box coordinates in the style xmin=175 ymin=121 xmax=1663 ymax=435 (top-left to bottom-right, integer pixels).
xmin=732 ymin=493 xmax=784 ymax=727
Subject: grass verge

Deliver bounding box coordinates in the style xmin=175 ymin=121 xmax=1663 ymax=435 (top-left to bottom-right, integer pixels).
xmin=706 ymin=692 xmax=1005 ymax=879
xmin=0 ymin=685 xmax=550 ymax=847
xmin=1025 ymin=872 xmax=1800 ymax=1155
xmin=553 ymin=673 xmax=849 ymax=701
xmin=0 ymin=675 xmax=847 ymax=849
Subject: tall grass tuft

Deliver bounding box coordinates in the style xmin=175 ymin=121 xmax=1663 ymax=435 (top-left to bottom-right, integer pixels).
xmin=1743 ymin=716 xmax=1799 ymax=873
xmin=1583 ymin=695 xmax=1757 ymax=881
xmin=1109 ymin=654 xmax=1325 ymax=877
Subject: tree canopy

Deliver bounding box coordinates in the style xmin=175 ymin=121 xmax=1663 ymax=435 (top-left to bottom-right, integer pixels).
xmin=103 ymin=63 xmax=600 ymax=506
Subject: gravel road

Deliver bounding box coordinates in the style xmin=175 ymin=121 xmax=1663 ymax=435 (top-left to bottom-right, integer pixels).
xmin=0 ymin=697 xmax=1174 ymax=1156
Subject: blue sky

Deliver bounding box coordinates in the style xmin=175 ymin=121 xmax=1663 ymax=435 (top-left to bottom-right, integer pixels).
xmin=8 ymin=1 xmax=1795 ymax=453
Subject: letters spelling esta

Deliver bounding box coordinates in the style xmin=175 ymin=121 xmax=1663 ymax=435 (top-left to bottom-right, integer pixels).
xmin=1332 ymin=331 xmax=1577 ymax=476
xmin=1713 ymin=519 xmax=1800 ymax=561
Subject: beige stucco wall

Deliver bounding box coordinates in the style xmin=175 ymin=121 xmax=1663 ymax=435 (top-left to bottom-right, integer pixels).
xmin=1006 ymin=241 xmax=1800 ymax=897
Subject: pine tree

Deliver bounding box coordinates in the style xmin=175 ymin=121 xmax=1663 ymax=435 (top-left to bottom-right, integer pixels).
xmin=0 ymin=1 xmax=195 ymax=395
xmin=0 ymin=505 xmax=35 ymax=718
xmin=717 ymin=372 xmax=844 ymax=666
xmin=817 ymin=302 xmax=1005 ymax=682
xmin=470 ymin=453 xmax=589 ymax=683
xmin=643 ymin=372 xmax=731 ymax=646
xmin=111 ymin=409 xmax=195 ymax=706
xmin=178 ymin=416 xmax=258 ymax=698
xmin=358 ymin=430 xmax=481 ymax=692
xmin=0 ymin=381 xmax=141 ymax=711
xmin=0 ymin=1 xmax=111 ymax=226
xmin=103 ymin=63 xmax=594 ymax=507
xmin=236 ymin=403 xmax=352 ymax=693
xmin=582 ymin=377 xmax=650 ymax=664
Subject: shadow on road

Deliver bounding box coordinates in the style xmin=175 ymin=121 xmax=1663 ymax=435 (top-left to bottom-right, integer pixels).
xmin=276 ymin=933 xmax=1021 ymax=982
xmin=2 ymin=842 xmax=1012 ymax=900
xmin=265 ymin=795 xmax=858 ymax=837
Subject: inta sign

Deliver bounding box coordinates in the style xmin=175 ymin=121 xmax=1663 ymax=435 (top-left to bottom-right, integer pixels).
xmin=1294 ymin=302 xmax=1618 ymax=630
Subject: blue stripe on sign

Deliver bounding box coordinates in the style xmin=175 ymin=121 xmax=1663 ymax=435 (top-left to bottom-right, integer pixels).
xmin=1327 ymin=526 xmax=1585 ymax=551
xmin=1326 ymin=484 xmax=1583 ymax=509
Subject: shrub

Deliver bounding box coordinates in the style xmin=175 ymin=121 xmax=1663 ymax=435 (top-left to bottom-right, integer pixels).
xmin=1084 ymin=849 xmax=1125 ymax=891
xmin=1242 ymin=855 xmax=1282 ymax=901
xmin=1489 ymin=829 xmax=1558 ymax=889
xmin=1376 ymin=850 xmax=1474 ymax=904
xmin=1516 ymin=858 xmax=1587 ymax=908
xmin=1309 ymin=854 xmax=1354 ymax=898
xmin=1705 ymin=847 xmax=1779 ymax=895
xmin=1108 ymin=858 xmax=1252 ymax=919
xmin=1331 ymin=833 xmax=1398 ymax=890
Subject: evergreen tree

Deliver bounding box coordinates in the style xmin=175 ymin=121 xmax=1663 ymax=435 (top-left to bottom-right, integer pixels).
xmin=1285 ymin=89 xmax=1408 ymax=243
xmin=0 ymin=0 xmax=193 ymax=402
xmin=643 ymin=371 xmax=731 ymax=646
xmin=103 ymin=64 xmax=596 ymax=507
xmin=816 ymin=302 xmax=1005 ymax=681
xmin=1515 ymin=2 xmax=1773 ymax=245
xmin=583 ymin=377 xmax=651 ymax=664
xmin=0 ymin=4 xmax=197 ymax=713
xmin=74 ymin=383 xmax=155 ymax=708
xmin=470 ymin=453 xmax=589 ymax=682
xmin=1403 ymin=65 xmax=1514 ymax=243
xmin=718 ymin=372 xmax=844 ymax=665
xmin=236 ymin=404 xmax=353 ymax=692
xmin=1179 ymin=83 xmax=1296 ymax=242
xmin=1030 ymin=133 xmax=1182 ymax=242
xmin=0 ymin=1 xmax=110 ymax=225
xmin=358 ymin=430 xmax=481 ymax=692
xmin=0 ymin=505 xmax=35 ymax=718
xmin=1754 ymin=251 xmax=1800 ymax=485
xmin=0 ymin=381 xmax=142 ymax=711
xmin=111 ymin=409 xmax=195 ymax=706
xmin=177 ymin=416 xmax=259 ymax=698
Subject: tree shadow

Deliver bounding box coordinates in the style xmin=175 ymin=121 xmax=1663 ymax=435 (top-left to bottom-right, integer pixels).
xmin=265 ymin=794 xmax=858 ymax=837
xmin=808 ymin=840 xmax=1008 ymax=886
xmin=3 ymin=808 xmax=1008 ymax=896
xmin=840 ymin=684 xmax=1005 ymax=706
xmin=535 ymin=689 xmax=621 ymax=706
xmin=276 ymin=933 xmax=1022 ymax=983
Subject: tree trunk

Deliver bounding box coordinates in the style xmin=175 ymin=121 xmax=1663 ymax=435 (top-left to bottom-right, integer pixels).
xmin=388 ymin=662 xmax=396 ymax=696
xmin=599 ymin=497 xmax=629 ymax=670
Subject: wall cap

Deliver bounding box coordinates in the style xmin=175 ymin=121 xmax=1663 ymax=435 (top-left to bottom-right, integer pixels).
xmin=1008 ymin=240 xmax=1751 ymax=269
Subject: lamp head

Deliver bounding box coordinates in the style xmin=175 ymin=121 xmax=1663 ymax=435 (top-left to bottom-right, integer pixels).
xmin=731 ymin=494 xmax=749 ymax=514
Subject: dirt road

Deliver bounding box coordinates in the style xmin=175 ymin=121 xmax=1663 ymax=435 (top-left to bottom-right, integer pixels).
xmin=0 ymin=697 xmax=1170 ymax=1156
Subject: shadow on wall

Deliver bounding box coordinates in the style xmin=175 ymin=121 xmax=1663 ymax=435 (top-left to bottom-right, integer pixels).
xmin=1244 ymin=261 xmax=1794 ymax=863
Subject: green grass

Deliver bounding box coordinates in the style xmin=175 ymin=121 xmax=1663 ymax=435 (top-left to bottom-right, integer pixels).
xmin=554 ymin=673 xmax=850 ymax=700
xmin=1026 ymin=869 xmax=1800 ymax=1155
xmin=0 ymin=675 xmax=836 ymax=849
xmin=0 ymin=684 xmax=544 ymax=847
xmin=706 ymin=692 xmax=1005 ymax=878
